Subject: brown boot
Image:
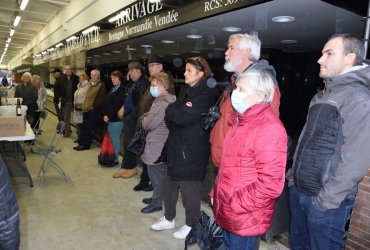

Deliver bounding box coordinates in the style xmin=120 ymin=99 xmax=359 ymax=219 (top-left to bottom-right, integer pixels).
xmin=120 ymin=168 xmax=138 ymax=178
xmin=113 ymin=169 xmax=127 ymax=178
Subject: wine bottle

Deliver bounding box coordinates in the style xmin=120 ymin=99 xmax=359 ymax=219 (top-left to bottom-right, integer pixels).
xmin=16 ymin=98 xmax=22 ymax=116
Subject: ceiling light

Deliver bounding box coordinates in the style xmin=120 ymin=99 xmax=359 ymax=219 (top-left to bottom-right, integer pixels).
xmin=13 ymin=16 xmax=21 ymax=27
xmin=7 ymin=38 xmax=11 ymax=43
xmin=102 ymin=52 xmax=111 ymax=55
xmin=186 ymin=34 xmax=202 ymax=39
xmin=222 ymin=27 xmax=241 ymax=32
xmin=10 ymin=29 xmax=15 ymax=37
xmin=82 ymin=26 xmax=99 ymax=35
xmin=42 ymin=51 xmax=47 ymax=55
xmin=4 ymin=48 xmax=8 ymax=52
xmin=66 ymin=36 xmax=77 ymax=42
xmin=280 ymin=39 xmax=297 ymax=44
xmin=126 ymin=48 xmax=136 ymax=51
xmin=112 ymin=50 xmax=122 ymax=54
xmin=20 ymin=0 xmax=29 ymax=10
xmin=5 ymin=44 xmax=9 ymax=48
xmin=93 ymin=55 xmax=101 ymax=57
xmin=161 ymin=40 xmax=175 ymax=44
xmin=108 ymin=10 xmax=128 ymax=23
xmin=272 ymin=16 xmax=295 ymax=23
xmin=56 ymin=43 xmax=64 ymax=47
xmin=47 ymin=48 xmax=55 ymax=52
xmin=35 ymin=54 xmax=42 ymax=57
xmin=140 ymin=45 xmax=152 ymax=48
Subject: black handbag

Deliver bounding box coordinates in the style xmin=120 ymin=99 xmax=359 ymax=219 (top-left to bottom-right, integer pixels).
xmin=184 ymin=210 xmax=224 ymax=250
xmin=127 ymin=124 xmax=147 ymax=155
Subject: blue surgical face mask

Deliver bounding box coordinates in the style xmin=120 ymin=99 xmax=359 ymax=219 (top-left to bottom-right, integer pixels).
xmin=231 ymin=89 xmax=249 ymax=114
xmin=150 ymin=86 xmax=159 ymax=97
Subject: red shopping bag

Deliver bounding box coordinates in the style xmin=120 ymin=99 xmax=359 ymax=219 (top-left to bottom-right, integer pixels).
xmin=98 ymin=131 xmax=117 ymax=167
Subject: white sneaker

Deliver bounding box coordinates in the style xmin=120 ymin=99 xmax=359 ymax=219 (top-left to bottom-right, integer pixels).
xmin=173 ymin=225 xmax=192 ymax=239
xmin=151 ymin=216 xmax=175 ymax=231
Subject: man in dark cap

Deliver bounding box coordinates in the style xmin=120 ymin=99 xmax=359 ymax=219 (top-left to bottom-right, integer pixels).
xmin=113 ymin=61 xmax=150 ymax=178
xmin=51 ymin=68 xmax=64 ymax=121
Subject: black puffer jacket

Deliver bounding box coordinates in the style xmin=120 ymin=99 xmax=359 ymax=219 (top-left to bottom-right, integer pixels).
xmin=165 ymin=78 xmax=219 ymax=181
xmin=0 ymin=155 xmax=20 ymax=250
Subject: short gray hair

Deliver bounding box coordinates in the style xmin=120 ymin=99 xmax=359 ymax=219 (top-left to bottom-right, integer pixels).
xmin=236 ymin=69 xmax=274 ymax=103
xmin=229 ymin=33 xmax=261 ymax=61
xmin=91 ymin=69 xmax=100 ymax=77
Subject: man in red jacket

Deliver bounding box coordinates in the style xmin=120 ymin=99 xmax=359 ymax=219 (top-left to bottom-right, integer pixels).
xmin=210 ymin=33 xmax=280 ymax=167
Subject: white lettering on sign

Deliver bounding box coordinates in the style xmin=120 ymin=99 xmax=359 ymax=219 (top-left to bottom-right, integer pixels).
xmin=204 ymin=0 xmax=239 ymax=12
xmin=108 ymin=9 xmax=179 ymax=42
xmin=154 ymin=10 xmax=179 ymax=27
xmin=115 ymin=0 xmax=163 ymax=27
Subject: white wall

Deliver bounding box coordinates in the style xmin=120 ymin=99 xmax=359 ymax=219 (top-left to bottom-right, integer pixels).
xmin=9 ymin=0 xmax=136 ymax=68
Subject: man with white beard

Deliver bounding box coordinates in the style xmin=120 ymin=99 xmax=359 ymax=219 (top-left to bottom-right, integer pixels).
xmin=210 ymin=33 xmax=281 ymax=167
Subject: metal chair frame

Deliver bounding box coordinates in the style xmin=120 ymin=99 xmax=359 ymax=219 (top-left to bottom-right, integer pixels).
xmin=32 ymin=121 xmax=68 ymax=185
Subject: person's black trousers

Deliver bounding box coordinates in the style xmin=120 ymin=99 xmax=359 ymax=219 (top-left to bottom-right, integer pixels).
xmin=79 ymin=110 xmax=100 ymax=147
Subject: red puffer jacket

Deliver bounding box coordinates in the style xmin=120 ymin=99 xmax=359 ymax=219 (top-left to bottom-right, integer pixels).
xmin=211 ymin=103 xmax=287 ymax=236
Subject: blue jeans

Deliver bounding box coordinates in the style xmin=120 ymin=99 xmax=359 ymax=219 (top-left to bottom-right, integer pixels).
xmin=108 ymin=121 xmax=123 ymax=161
xmin=147 ymin=163 xmax=165 ymax=207
xmin=289 ymin=184 xmax=355 ymax=250
xmin=224 ymin=230 xmax=258 ymax=250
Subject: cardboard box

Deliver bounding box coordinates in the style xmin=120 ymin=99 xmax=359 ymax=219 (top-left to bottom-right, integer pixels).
xmin=0 ymin=116 xmax=26 ymax=137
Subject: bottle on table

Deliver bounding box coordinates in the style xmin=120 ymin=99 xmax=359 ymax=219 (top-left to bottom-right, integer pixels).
xmin=16 ymin=98 xmax=22 ymax=116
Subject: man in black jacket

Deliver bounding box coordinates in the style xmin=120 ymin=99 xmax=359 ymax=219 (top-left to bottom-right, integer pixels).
xmin=51 ymin=68 xmax=64 ymax=121
xmin=60 ymin=64 xmax=79 ymax=137
xmin=113 ymin=61 xmax=150 ymax=178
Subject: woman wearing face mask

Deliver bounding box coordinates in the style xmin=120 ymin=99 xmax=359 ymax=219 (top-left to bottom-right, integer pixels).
xmin=151 ymin=57 xmax=219 ymax=240
xmin=210 ymin=70 xmax=287 ymax=250
xmin=140 ymin=72 xmax=176 ymax=214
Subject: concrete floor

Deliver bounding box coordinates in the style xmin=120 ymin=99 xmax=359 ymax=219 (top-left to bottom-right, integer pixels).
xmin=9 ymin=114 xmax=289 ymax=250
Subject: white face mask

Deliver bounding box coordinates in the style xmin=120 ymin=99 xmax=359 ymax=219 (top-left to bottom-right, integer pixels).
xmin=231 ymin=89 xmax=249 ymax=114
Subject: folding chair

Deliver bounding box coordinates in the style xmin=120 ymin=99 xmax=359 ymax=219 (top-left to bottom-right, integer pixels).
xmin=32 ymin=110 xmax=48 ymax=135
xmin=31 ymin=121 xmax=68 ymax=185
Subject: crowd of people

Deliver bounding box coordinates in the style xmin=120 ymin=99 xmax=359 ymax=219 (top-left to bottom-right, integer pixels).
xmin=4 ymin=32 xmax=370 ymax=250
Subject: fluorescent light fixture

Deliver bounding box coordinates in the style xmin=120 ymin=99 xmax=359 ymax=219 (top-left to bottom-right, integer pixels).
xmin=186 ymin=34 xmax=202 ymax=39
xmin=140 ymin=45 xmax=152 ymax=48
xmin=13 ymin=16 xmax=21 ymax=27
xmin=82 ymin=26 xmax=98 ymax=35
xmin=112 ymin=50 xmax=122 ymax=54
xmin=222 ymin=27 xmax=241 ymax=32
xmin=108 ymin=11 xmax=128 ymax=23
xmin=56 ymin=43 xmax=64 ymax=47
xmin=20 ymin=0 xmax=29 ymax=10
xmin=35 ymin=54 xmax=42 ymax=57
xmin=7 ymin=38 xmax=11 ymax=43
xmin=102 ymin=52 xmax=111 ymax=55
xmin=4 ymin=48 xmax=8 ymax=52
xmin=47 ymin=48 xmax=55 ymax=52
xmin=5 ymin=44 xmax=9 ymax=48
xmin=10 ymin=29 xmax=15 ymax=37
xmin=42 ymin=51 xmax=47 ymax=54
xmin=272 ymin=16 xmax=295 ymax=23
xmin=93 ymin=55 xmax=101 ymax=57
xmin=161 ymin=40 xmax=175 ymax=44
xmin=280 ymin=39 xmax=297 ymax=44
xmin=66 ymin=36 xmax=77 ymax=42
xmin=126 ymin=48 xmax=136 ymax=51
